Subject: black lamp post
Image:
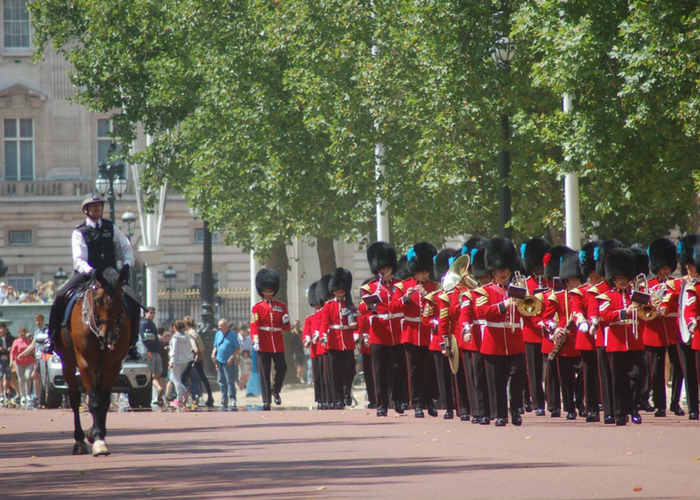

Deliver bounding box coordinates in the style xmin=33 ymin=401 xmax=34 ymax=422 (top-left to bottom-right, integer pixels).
xmin=121 ymin=207 xmax=136 ymax=241
xmin=164 ymin=264 xmax=177 ymax=290
xmin=54 ymin=266 xmax=68 ymax=286
xmin=95 ymin=142 xmax=128 ymax=222
xmin=491 ymin=7 xmax=516 ymax=240
xmin=189 ymin=208 xmax=215 ymax=331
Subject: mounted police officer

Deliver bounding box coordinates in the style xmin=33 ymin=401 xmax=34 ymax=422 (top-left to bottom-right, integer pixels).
xmin=43 ymin=193 xmax=142 ymax=360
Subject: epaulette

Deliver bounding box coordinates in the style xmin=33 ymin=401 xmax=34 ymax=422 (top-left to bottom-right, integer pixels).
xmin=438 ymin=291 xmax=450 ymax=302
xmin=473 ymin=286 xmax=488 ymax=297
xmin=667 ymin=280 xmax=678 ymax=292
xmin=596 ymin=293 xmax=610 ymax=302
xmin=458 ymin=289 xmax=472 ymax=302
xmin=360 ymin=283 xmax=373 ymax=294
xmin=250 ymin=312 xmax=259 ymax=324
xmin=424 ymin=291 xmax=437 ymax=304
xmin=587 ymin=285 xmax=600 ymax=295
xmin=549 ymin=293 xmax=559 ymax=304
xmin=395 ymin=282 xmax=405 ymax=293
xmin=570 ymin=288 xmax=583 ymax=297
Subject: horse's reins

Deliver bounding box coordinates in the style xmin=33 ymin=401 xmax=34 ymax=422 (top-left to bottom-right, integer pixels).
xmin=82 ymin=282 xmax=124 ymax=351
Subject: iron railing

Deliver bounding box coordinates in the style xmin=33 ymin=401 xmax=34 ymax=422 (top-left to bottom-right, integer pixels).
xmin=157 ymin=288 xmax=250 ymax=328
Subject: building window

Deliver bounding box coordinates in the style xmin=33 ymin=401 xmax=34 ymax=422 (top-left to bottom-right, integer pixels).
xmin=7 ymin=275 xmax=33 ymax=293
xmin=8 ymin=229 xmax=31 ymax=246
xmin=97 ymin=118 xmax=125 ymax=166
xmin=3 ymin=118 xmax=33 ymax=180
xmin=3 ymin=0 xmax=30 ymax=50
xmin=194 ymin=228 xmax=218 ymax=244
xmin=193 ymin=272 xmax=220 ymax=291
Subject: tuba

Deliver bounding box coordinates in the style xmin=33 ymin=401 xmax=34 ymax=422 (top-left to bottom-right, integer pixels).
xmin=442 ymin=255 xmax=477 ymax=293
xmin=632 ymin=274 xmax=658 ymax=322
xmin=509 ymin=271 xmax=544 ymax=317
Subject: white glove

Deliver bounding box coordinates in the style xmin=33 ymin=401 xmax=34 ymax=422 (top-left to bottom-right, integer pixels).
xmin=312 ymin=332 xmax=319 ymax=344
xmin=362 ymin=333 xmax=370 ymax=347
xmin=303 ymin=338 xmax=311 ymax=348
xmin=578 ymin=322 xmax=590 ymax=334
xmin=353 ymin=333 xmax=360 ymax=342
xmin=252 ymin=341 xmax=260 ymax=352
xmin=282 ymin=313 xmax=290 ymax=326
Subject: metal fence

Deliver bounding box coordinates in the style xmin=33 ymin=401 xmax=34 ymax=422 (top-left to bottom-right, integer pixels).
xmin=157 ymin=288 xmax=250 ymax=328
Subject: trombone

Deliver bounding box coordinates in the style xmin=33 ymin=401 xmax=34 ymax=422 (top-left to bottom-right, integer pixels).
xmin=509 ymin=271 xmax=544 ymax=317
xmin=632 ymin=274 xmax=659 ymax=322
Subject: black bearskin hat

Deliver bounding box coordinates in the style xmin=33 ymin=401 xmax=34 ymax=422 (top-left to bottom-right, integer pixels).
xmin=316 ymin=274 xmax=333 ymax=304
xmin=329 ymin=267 xmax=353 ymax=293
xmin=255 ymin=268 xmax=280 ymax=297
xmin=605 ymin=248 xmax=636 ymax=285
xmin=595 ymin=239 xmax=624 ymax=278
xmin=395 ymin=255 xmax=410 ymax=281
xmin=521 ymin=238 xmax=551 ymax=275
xmin=579 ymin=241 xmax=599 ymax=278
xmin=367 ymin=241 xmax=397 ymax=275
xmin=461 ymin=236 xmax=489 ymax=257
xmin=471 ymin=248 xmax=488 ymax=279
xmin=678 ymin=234 xmax=699 ymax=269
xmin=630 ymin=245 xmax=649 ymax=277
xmin=648 ymin=238 xmax=678 ymax=275
xmin=559 ymin=250 xmax=584 ymax=283
xmin=307 ymin=281 xmax=318 ymax=308
xmin=406 ymin=241 xmax=438 ymax=278
xmin=485 ymin=237 xmax=518 ymax=273
xmin=435 ymin=248 xmax=459 ymax=280
xmin=544 ymin=245 xmax=572 ymax=282
xmin=694 ymin=242 xmax=700 ymax=271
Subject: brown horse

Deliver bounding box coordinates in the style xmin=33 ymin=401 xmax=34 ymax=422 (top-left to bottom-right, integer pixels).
xmin=56 ymin=267 xmax=131 ymax=456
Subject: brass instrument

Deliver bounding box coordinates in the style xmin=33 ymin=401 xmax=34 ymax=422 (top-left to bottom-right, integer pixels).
xmin=638 ymin=279 xmax=667 ymax=322
xmin=629 ymin=273 xmax=652 ymax=338
xmin=442 ymin=254 xmax=477 ymax=293
xmin=547 ymin=290 xmax=572 ymax=360
xmin=509 ymin=271 xmax=544 ymax=317
xmin=679 ymin=277 xmax=700 ymax=344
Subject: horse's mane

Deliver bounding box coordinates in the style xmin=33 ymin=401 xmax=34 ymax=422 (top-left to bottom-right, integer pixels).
xmin=98 ymin=268 xmax=121 ymax=296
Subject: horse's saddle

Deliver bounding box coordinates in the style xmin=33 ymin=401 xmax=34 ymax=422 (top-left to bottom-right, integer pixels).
xmin=61 ymin=281 xmax=93 ymax=330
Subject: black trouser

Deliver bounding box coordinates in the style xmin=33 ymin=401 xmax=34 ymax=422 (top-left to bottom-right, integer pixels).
xmin=525 ymin=342 xmax=545 ymax=410
xmin=677 ymin=342 xmax=699 ymax=414
xmin=258 ymin=351 xmax=287 ymax=404
xmin=371 ymin=343 xmax=406 ymax=411
xmin=463 ymin=350 xmax=490 ymax=418
xmin=669 ymin=344 xmax=684 ymax=408
xmin=329 ymin=349 xmax=355 ymax=405
xmin=454 ymin=356 xmax=470 ymax=416
xmin=181 ymin=359 xmax=213 ymax=402
xmin=608 ymin=350 xmax=646 ymax=417
xmin=597 ymin=347 xmax=614 ymax=417
xmin=321 ymin=353 xmax=333 ymax=404
xmin=580 ymin=349 xmax=600 ymax=414
xmin=362 ymin=353 xmax=376 ymax=407
xmin=312 ymin=356 xmax=322 ymax=403
xmin=557 ymin=356 xmax=579 ymax=413
xmin=545 ymin=355 xmax=560 ymax=412
xmin=433 ymin=351 xmax=455 ymax=411
xmin=405 ymin=343 xmax=430 ymax=408
xmin=646 ymin=346 xmax=671 ymax=410
xmin=484 ymin=353 xmax=525 ymax=420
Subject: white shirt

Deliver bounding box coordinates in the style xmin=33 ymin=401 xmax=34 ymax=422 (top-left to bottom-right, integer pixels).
xmin=72 ymin=217 xmax=136 ymax=274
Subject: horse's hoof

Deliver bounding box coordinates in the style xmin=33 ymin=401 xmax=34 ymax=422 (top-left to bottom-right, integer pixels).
xmin=92 ymin=439 xmax=110 ymax=456
xmin=73 ymin=442 xmax=89 ymax=455
xmin=86 ymin=427 xmax=95 ymax=444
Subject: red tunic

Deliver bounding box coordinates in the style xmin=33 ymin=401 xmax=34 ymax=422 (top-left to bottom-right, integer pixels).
xmin=588 ymin=282 xmax=611 ymax=348
xmin=357 ymin=311 xmax=371 ymax=355
xmin=390 ymin=278 xmax=438 ymax=347
xmin=319 ymin=298 xmax=357 ymax=351
xmin=250 ymin=299 xmax=290 ymax=353
xmin=303 ymin=311 xmax=318 ymax=359
xmin=543 ymin=289 xmax=580 ymax=357
xmin=522 ymin=275 xmax=549 ymax=344
xmin=681 ymin=279 xmax=700 ymax=350
xmin=422 ymin=290 xmax=443 ymax=352
xmin=473 ymin=283 xmax=525 ymax=356
xmin=642 ymin=277 xmax=679 ymax=347
xmin=457 ymin=289 xmax=482 ymax=352
xmin=359 ymin=278 xmax=403 ymax=346
xmin=597 ymin=287 xmax=644 ymax=352
xmin=571 ymin=284 xmax=596 ymax=351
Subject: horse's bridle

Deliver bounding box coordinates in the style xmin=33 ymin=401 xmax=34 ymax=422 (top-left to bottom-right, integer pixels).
xmin=82 ymin=282 xmax=124 ymax=351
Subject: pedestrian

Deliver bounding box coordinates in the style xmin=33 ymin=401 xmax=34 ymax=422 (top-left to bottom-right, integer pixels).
xmin=238 ymin=350 xmax=253 ymax=390
xmin=140 ymin=307 xmax=165 ymax=407
xmin=16 ymin=313 xmax=48 ymax=406
xmin=168 ymin=319 xmax=193 ymax=409
xmin=212 ymin=318 xmax=241 ymax=410
xmin=183 ymin=316 xmax=214 ymax=407
xmin=0 ymin=322 xmax=16 ymax=404
xmin=10 ymin=326 xmax=34 ymax=407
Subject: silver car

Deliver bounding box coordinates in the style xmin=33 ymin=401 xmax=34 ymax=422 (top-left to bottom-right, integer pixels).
xmin=37 ymin=331 xmax=155 ymax=410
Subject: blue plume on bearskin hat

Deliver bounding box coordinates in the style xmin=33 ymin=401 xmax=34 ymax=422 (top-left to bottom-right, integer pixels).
xmin=461 ymin=236 xmax=489 ymax=257
xmin=559 ymin=250 xmax=584 ymax=283
xmin=471 ymin=248 xmax=488 ymax=279
xmin=406 ymin=241 xmax=438 ymax=279
xmin=521 ymin=238 xmax=551 ymax=275
xmin=648 ymin=238 xmax=678 ymax=275
xmin=595 ymin=239 xmax=624 ymax=278
xmin=605 ymin=248 xmax=636 ymax=285
xmin=544 ymin=245 xmax=572 ymax=282
xmin=255 ymin=268 xmax=280 ymax=297
xmin=367 ymin=241 xmax=397 ymax=275
xmin=678 ymin=234 xmax=699 ymax=268
xmin=435 ymin=248 xmax=459 ymax=280
xmin=579 ymin=241 xmax=599 ymax=278
xmin=485 ymin=237 xmax=518 ymax=273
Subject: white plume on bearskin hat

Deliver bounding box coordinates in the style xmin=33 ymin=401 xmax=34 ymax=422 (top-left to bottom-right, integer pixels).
xmin=595 ymin=239 xmax=624 ymax=278
xmin=559 ymin=250 xmax=584 ymax=283
xmin=367 ymin=241 xmax=397 ymax=275
xmin=544 ymin=245 xmax=572 ymax=282
xmin=485 ymin=237 xmax=518 ymax=273
xmin=648 ymin=238 xmax=678 ymax=275
xmin=605 ymin=248 xmax=636 ymax=285
xmin=255 ymin=268 xmax=280 ymax=297
xmin=406 ymin=241 xmax=438 ymax=279
xmin=521 ymin=238 xmax=551 ymax=275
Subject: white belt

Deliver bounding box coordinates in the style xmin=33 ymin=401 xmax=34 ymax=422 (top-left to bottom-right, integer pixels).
xmin=259 ymin=326 xmax=283 ymax=332
xmin=376 ymin=313 xmax=403 ymax=320
xmin=330 ymin=325 xmax=354 ymax=330
xmin=484 ymin=321 xmax=521 ymax=329
xmin=666 ymin=313 xmax=677 ymax=318
xmin=609 ymin=320 xmax=634 ymax=326
xmin=403 ymin=316 xmax=421 ymax=323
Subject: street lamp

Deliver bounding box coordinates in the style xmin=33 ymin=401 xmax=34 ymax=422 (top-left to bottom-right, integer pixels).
xmin=164 ymin=263 xmax=177 ymax=290
xmin=121 ymin=207 xmax=136 ymax=241
xmin=54 ymin=266 xmax=68 ymax=286
xmin=491 ymin=5 xmax=516 ymax=239
xmin=189 ymin=207 xmax=215 ymax=331
xmin=95 ymin=142 xmax=128 ymax=222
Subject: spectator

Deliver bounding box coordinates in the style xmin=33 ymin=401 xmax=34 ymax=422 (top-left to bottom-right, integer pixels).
xmin=4 ymin=286 xmax=18 ymax=304
xmin=168 ymin=319 xmax=194 ymax=409
xmin=290 ymin=320 xmax=306 ymax=383
xmin=44 ymin=281 xmax=56 ymax=303
xmin=0 ymin=283 xmax=6 ymax=303
xmin=10 ymin=326 xmax=34 ymax=407
xmin=0 ymin=322 xmax=15 ymax=404
xmin=211 ymin=318 xmax=240 ymax=411
xmin=182 ymin=316 xmax=214 ymax=407
xmin=238 ymin=349 xmax=253 ymax=390
xmin=140 ymin=307 xmax=165 ymax=407
xmin=158 ymin=326 xmax=174 ymax=403
xmin=238 ymin=327 xmax=252 ymax=353
xmin=17 ymin=313 xmax=48 ymax=406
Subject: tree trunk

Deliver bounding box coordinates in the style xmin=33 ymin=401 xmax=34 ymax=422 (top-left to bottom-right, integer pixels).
xmin=547 ymin=223 xmax=565 ymax=246
xmin=265 ymin=241 xmax=289 ymax=305
xmin=316 ymin=236 xmax=337 ymax=276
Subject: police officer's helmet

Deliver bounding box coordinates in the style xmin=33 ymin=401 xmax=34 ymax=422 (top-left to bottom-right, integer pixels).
xmin=81 ymin=193 xmax=105 ymax=213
